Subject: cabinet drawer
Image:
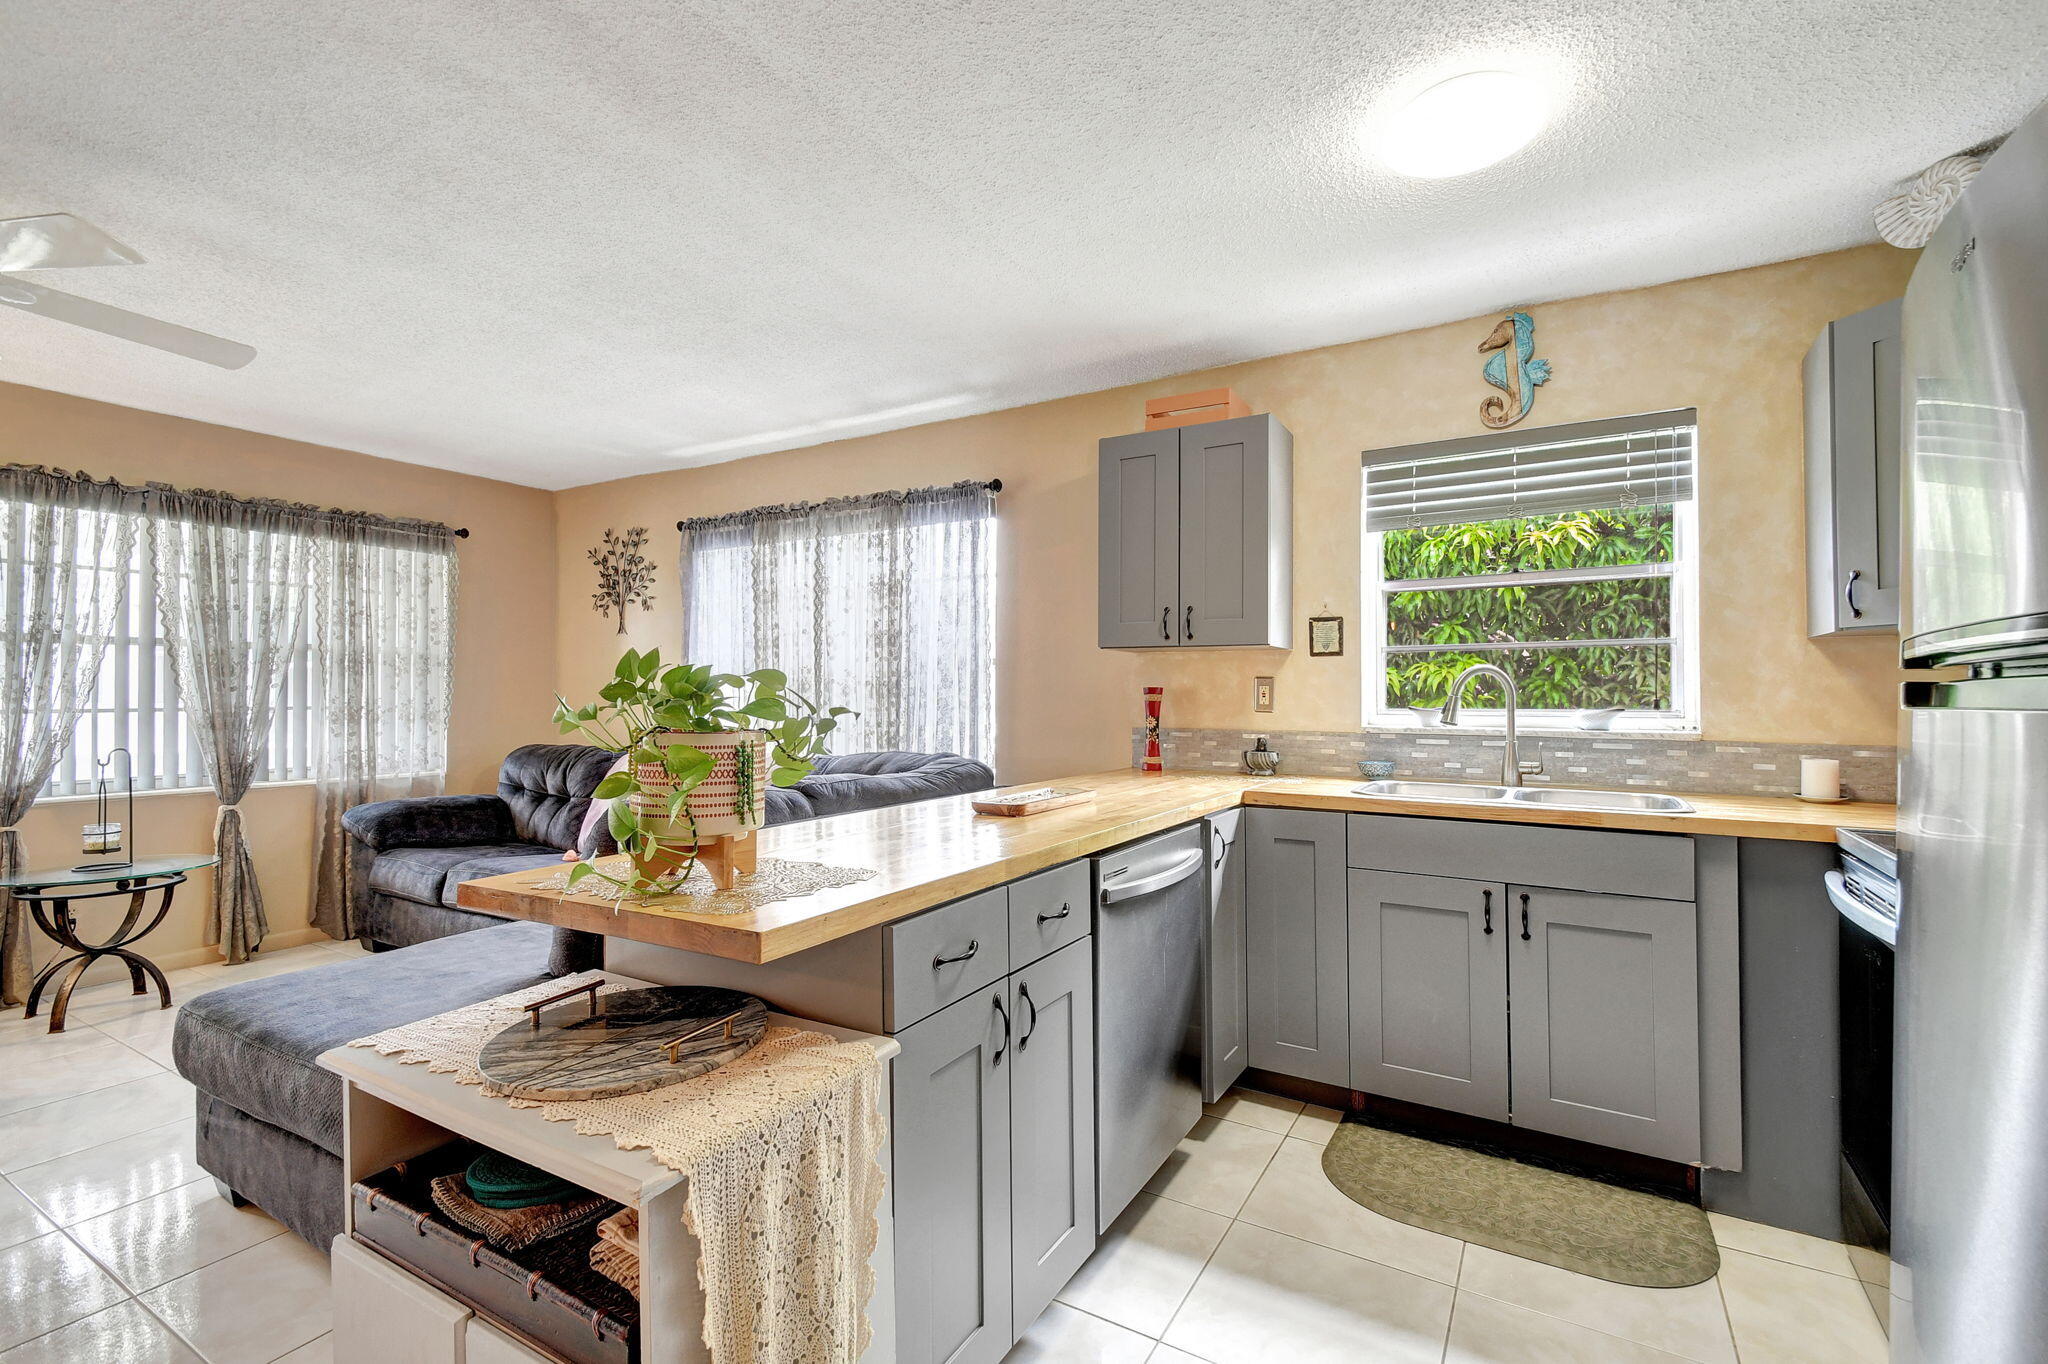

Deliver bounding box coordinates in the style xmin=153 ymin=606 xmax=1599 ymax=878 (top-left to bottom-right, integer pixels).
xmin=1008 ymin=862 xmax=1091 ymax=967
xmin=885 ymin=888 xmax=1011 ymax=1030
xmin=1347 ymin=814 xmax=1694 ymax=901
xmin=332 ymin=1235 xmax=471 ymax=1364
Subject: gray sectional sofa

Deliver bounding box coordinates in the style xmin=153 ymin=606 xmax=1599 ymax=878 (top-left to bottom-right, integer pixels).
xmin=173 ymin=745 xmax=994 ymax=1250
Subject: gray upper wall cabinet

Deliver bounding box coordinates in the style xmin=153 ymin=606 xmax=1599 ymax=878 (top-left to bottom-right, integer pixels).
xmin=1099 ymin=414 xmax=1293 ymax=648
xmin=1805 ymin=296 xmax=1904 ymax=636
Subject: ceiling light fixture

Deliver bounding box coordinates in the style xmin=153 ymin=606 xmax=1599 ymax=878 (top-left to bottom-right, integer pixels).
xmin=1377 ymin=70 xmax=1554 ymax=179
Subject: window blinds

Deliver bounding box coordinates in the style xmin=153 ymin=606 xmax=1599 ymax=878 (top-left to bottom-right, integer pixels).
xmin=1364 ymin=410 xmax=1697 ymax=533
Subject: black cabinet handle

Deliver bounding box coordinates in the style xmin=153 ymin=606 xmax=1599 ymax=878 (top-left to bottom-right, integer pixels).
xmin=991 ymin=992 xmax=1011 ymax=1068
xmin=1482 ymin=889 xmax=1494 ymax=936
xmin=1036 ymin=903 xmax=1071 ymax=924
xmin=932 ymin=939 xmax=980 ymax=971
xmin=1845 ymin=568 xmax=1864 ymax=620
xmin=1519 ymin=892 xmax=1532 ymax=942
xmin=1185 ymin=604 xmax=1195 ymax=640
xmin=1017 ymin=982 xmax=1038 ymax=1049
xmin=1161 ymin=607 xmax=1171 ymax=641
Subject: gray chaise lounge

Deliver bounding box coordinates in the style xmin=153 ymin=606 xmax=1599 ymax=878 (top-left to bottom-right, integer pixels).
xmin=173 ymin=747 xmax=994 ymax=1249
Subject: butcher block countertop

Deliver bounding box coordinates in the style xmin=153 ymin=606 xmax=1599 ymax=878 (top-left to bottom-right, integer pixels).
xmin=455 ymin=769 xmax=1895 ymax=965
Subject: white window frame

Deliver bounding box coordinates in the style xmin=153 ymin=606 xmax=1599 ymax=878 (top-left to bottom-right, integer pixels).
xmin=1360 ymin=451 xmax=1703 ymax=735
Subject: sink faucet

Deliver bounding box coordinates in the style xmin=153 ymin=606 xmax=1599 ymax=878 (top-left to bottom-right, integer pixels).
xmin=1441 ymin=663 xmax=1526 ymax=787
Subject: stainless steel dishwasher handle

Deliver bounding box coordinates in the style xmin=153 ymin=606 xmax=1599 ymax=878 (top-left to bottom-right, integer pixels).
xmin=1098 ymin=849 xmax=1205 ymax=905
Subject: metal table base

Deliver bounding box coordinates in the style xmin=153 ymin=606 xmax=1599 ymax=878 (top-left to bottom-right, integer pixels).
xmin=21 ymin=873 xmax=186 ymax=1033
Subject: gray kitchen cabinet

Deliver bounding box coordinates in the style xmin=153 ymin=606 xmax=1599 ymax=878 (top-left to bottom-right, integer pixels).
xmin=1098 ymin=428 xmax=1181 ymax=647
xmin=1805 ymin=296 xmax=1903 ymax=636
xmin=1348 ymin=870 xmax=1510 ymax=1122
xmin=1007 ymin=939 xmax=1096 ymax=1336
xmin=1098 ymin=414 xmax=1292 ymax=649
xmin=1202 ymin=811 xmax=1248 ymax=1103
xmin=1244 ymin=808 xmax=1348 ymax=1086
xmin=893 ymin=986 xmax=1013 ymax=1364
xmin=1508 ymin=886 xmax=1703 ymax=1163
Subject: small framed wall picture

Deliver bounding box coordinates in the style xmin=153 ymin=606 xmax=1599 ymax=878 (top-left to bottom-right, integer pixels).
xmin=1308 ymin=615 xmax=1344 ymax=656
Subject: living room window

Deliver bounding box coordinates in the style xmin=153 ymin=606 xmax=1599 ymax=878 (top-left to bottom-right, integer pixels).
xmin=1361 ymin=411 xmax=1700 ymax=731
xmin=44 ymin=531 xmax=316 ymax=797
xmin=680 ymin=480 xmax=998 ymax=762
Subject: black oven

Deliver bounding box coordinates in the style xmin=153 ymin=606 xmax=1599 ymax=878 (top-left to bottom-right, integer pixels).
xmin=1830 ymin=827 xmax=1897 ymax=1246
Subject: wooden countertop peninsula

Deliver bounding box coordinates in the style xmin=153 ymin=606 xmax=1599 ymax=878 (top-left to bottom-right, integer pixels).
xmin=456 ymin=769 xmax=1894 ymax=966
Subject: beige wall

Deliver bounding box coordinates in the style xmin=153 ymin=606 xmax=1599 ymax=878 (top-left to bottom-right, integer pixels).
xmin=0 ymin=382 xmax=560 ymax=971
xmin=556 ymin=244 xmax=1916 ymax=785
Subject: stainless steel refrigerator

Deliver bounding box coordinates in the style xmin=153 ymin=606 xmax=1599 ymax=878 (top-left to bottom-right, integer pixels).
xmin=1895 ymin=96 xmax=2048 ymax=1363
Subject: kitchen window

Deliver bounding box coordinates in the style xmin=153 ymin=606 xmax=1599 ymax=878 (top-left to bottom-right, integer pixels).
xmin=1361 ymin=410 xmax=1700 ymax=730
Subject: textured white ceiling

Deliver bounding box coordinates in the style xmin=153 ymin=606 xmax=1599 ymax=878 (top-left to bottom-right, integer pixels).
xmin=1 ymin=2 xmax=2044 ymax=489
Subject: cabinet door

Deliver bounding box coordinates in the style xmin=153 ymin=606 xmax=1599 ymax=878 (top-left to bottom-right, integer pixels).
xmin=1202 ymin=813 xmax=1248 ymax=1103
xmin=1349 ymin=871 xmax=1509 ymax=1121
xmin=893 ymin=988 xmax=1014 ymax=1364
xmin=1508 ymin=886 xmax=1702 ymax=1162
xmin=1098 ymin=429 xmax=1181 ymax=648
xmin=1245 ymin=809 xmax=1349 ymax=1086
xmin=1008 ymin=940 xmax=1096 ymax=1337
xmin=1806 ymin=296 xmax=1903 ymax=635
xmin=1177 ymin=415 xmax=1291 ymax=648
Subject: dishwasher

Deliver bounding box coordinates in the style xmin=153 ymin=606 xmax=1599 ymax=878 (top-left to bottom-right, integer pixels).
xmin=1092 ymin=823 xmax=1206 ymax=1232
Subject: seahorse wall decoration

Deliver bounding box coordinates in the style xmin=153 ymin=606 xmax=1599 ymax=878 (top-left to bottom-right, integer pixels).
xmin=1477 ymin=310 xmax=1552 ymax=429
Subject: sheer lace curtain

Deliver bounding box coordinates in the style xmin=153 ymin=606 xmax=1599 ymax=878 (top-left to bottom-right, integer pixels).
xmin=309 ymin=517 xmax=457 ymax=941
xmin=149 ymin=489 xmax=318 ymax=963
xmin=0 ymin=467 xmax=143 ymax=1005
xmin=679 ymin=480 xmax=996 ymax=762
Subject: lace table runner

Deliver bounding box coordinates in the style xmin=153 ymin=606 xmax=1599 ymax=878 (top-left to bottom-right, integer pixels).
xmin=349 ymin=973 xmax=887 ymax=1364
xmin=522 ymin=856 xmax=876 ymax=915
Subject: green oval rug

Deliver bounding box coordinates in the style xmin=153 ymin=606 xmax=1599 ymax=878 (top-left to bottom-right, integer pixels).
xmin=1320 ymin=1123 xmax=1719 ymax=1287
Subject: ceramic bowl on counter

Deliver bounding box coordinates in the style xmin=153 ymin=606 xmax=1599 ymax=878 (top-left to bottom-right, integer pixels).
xmin=1358 ymin=760 xmax=1397 ymax=780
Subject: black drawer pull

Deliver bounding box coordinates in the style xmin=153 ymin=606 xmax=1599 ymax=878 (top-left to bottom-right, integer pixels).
xmin=932 ymin=939 xmax=980 ymax=971
xmin=1520 ymin=892 xmax=1532 ymax=942
xmin=1161 ymin=606 xmax=1171 ymax=640
xmin=1017 ymin=981 xmax=1038 ymax=1048
xmin=1037 ymin=902 xmax=1072 ymax=924
xmin=1482 ymin=889 xmax=1493 ymax=936
xmin=992 ymin=992 xmax=1011 ymax=1067
xmin=1185 ymin=604 xmax=1195 ymax=640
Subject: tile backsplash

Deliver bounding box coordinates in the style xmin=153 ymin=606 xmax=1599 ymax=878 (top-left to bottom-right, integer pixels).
xmin=1133 ymin=726 xmax=1898 ymax=802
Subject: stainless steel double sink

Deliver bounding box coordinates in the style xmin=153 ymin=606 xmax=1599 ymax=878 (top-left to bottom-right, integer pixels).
xmin=1350 ymin=779 xmax=1694 ymax=814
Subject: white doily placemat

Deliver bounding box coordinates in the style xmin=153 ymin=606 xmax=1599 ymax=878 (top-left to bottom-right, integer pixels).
xmin=350 ymin=974 xmax=887 ymax=1364
xmin=522 ymin=855 xmax=876 ymax=915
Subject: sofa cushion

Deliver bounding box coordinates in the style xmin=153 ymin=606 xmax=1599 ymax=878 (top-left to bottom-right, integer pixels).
xmin=500 ymin=744 xmax=623 ymax=852
xmin=795 ymin=752 xmax=996 ymax=818
xmin=173 ymin=921 xmax=562 ymax=1156
xmin=342 ymin=794 xmax=516 ymax=852
xmin=437 ymin=848 xmax=573 ymax=908
xmin=368 ymin=842 xmax=556 ymax=907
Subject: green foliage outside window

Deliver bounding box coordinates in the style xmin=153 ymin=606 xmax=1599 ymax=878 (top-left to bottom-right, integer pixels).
xmin=1381 ymin=506 xmax=1678 ymax=713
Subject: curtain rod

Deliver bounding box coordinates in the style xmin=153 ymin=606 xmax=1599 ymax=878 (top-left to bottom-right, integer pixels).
xmin=671 ymin=477 xmax=1001 ymax=532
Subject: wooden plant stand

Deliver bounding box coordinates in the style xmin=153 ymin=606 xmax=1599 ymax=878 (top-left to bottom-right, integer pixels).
xmin=687 ymin=831 xmax=756 ymax=891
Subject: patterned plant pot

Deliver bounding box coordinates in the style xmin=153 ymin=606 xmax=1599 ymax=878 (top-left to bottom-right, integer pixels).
xmin=630 ymin=729 xmax=770 ymax=846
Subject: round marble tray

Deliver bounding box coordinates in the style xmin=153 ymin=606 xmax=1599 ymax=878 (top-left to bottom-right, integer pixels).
xmin=477 ymin=985 xmax=768 ymax=1101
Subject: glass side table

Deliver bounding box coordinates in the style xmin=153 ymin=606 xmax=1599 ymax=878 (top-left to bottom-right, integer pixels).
xmin=1 ymin=854 xmax=218 ymax=1033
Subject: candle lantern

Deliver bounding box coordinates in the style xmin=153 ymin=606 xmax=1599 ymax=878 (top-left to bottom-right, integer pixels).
xmin=73 ymin=748 xmax=135 ymax=872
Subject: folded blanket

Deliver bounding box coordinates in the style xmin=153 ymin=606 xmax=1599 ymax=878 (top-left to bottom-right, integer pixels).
xmin=595 ymin=1207 xmax=640 ymax=1256
xmin=429 ymin=1174 xmax=612 ymax=1251
xmin=590 ymin=1238 xmax=641 ymax=1296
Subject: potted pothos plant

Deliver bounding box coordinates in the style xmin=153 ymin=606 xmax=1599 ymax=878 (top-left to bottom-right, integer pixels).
xmin=551 ymin=648 xmax=853 ymax=892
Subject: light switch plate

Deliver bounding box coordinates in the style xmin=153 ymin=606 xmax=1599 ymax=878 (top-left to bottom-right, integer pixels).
xmin=1253 ymin=676 xmax=1274 ymax=712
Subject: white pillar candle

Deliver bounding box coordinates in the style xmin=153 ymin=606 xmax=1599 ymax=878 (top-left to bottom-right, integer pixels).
xmin=1800 ymin=757 xmax=1842 ymax=800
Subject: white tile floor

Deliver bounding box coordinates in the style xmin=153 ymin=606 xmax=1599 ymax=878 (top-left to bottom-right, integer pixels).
xmin=1 ymin=939 xmax=1891 ymax=1364
xmin=1029 ymin=1090 xmax=1893 ymax=1364
xmin=0 ymin=937 xmax=365 ymax=1363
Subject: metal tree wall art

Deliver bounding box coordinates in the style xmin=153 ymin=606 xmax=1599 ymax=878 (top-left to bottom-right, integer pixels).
xmin=589 ymin=527 xmax=656 ymax=633
xmin=1477 ymin=310 xmax=1552 ymax=429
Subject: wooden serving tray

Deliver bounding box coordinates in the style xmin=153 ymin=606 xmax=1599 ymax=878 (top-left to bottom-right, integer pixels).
xmin=972 ymin=786 xmax=1096 ymax=817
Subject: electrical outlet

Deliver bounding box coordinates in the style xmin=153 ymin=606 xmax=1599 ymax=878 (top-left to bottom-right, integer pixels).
xmin=1253 ymin=676 xmax=1275 ymax=712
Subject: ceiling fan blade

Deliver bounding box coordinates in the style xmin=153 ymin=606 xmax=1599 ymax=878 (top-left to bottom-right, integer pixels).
xmin=0 ymin=214 xmax=146 ymax=272
xmin=0 ymin=278 xmax=254 ymax=369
